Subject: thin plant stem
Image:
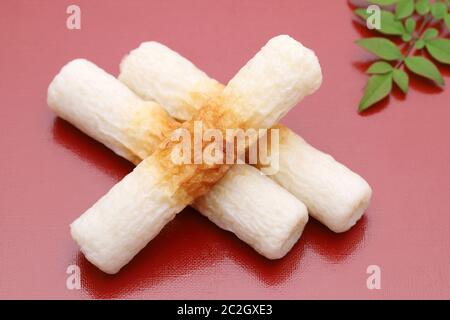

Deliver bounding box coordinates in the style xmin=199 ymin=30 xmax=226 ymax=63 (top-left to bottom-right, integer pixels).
xmin=395 ymin=15 xmax=433 ymax=68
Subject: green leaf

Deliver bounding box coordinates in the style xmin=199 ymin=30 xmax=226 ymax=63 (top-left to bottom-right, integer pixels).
xmin=367 ymin=61 xmax=394 ymax=74
xmin=355 ymin=9 xmax=405 ymax=35
xmin=393 ymin=69 xmax=409 ymax=93
xmin=354 ymin=8 xmax=370 ymax=20
xmin=445 ymin=14 xmax=450 ymax=30
xmin=359 ymin=73 xmax=393 ymax=112
xmin=404 ymin=17 xmax=416 ymax=34
xmin=416 ymin=0 xmax=430 ymax=16
xmin=422 ymin=28 xmax=439 ymax=40
xmin=425 ymin=38 xmax=450 ymax=64
xmin=402 ymin=33 xmax=412 ymax=42
xmin=431 ymin=2 xmax=447 ymax=20
xmin=379 ymin=11 xmax=406 ymax=35
xmin=368 ymin=0 xmax=398 ymax=5
xmin=396 ymin=0 xmax=415 ymax=19
xmin=405 ymin=56 xmax=444 ymax=85
xmin=415 ymin=39 xmax=426 ymax=49
xmin=356 ymin=38 xmax=404 ymax=60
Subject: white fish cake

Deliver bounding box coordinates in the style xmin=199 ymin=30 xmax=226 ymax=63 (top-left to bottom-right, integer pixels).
xmin=119 ymin=42 xmax=223 ymax=121
xmin=48 ymin=59 xmax=177 ymax=163
xmin=263 ymin=126 xmax=372 ymax=232
xmin=120 ymin=39 xmax=371 ymax=233
xmin=221 ymin=35 xmax=322 ymax=129
xmin=194 ymin=165 xmax=308 ymax=259
xmin=71 ymin=161 xmax=184 ymax=274
xmin=69 ymin=35 xmax=322 ymax=273
xmin=119 ymin=35 xmax=322 ymax=127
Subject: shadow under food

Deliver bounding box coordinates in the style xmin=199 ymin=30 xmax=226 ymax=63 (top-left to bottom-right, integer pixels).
xmin=52 ymin=117 xmax=133 ymax=179
xmin=304 ymin=215 xmax=368 ymax=263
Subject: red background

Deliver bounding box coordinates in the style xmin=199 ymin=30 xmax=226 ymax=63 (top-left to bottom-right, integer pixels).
xmin=0 ymin=0 xmax=449 ymax=299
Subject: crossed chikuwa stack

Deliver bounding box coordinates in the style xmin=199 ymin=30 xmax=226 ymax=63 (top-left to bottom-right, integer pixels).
xmin=48 ymin=35 xmax=323 ymax=273
xmin=120 ymin=41 xmax=373 ymax=233
xmin=49 ymin=59 xmax=310 ymax=263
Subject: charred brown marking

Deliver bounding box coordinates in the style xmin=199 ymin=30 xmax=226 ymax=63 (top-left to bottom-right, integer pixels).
xmin=185 ymin=83 xmax=225 ymax=119
xmin=150 ymin=96 xmax=252 ymax=205
xmin=126 ymin=101 xmax=180 ymax=164
xmin=124 ymin=85 xmax=272 ymax=205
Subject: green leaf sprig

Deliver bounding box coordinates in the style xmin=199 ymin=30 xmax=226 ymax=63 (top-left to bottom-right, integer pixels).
xmin=354 ymin=0 xmax=450 ymax=112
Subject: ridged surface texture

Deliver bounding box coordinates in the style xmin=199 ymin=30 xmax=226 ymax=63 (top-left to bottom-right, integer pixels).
xmin=47 ymin=59 xmax=177 ymax=164
xmin=221 ymin=35 xmax=322 ymax=129
xmin=119 ymin=42 xmax=223 ymax=121
xmin=70 ymin=161 xmax=184 ymax=274
xmin=194 ymin=165 xmax=308 ymax=259
xmin=266 ymin=126 xmax=372 ymax=232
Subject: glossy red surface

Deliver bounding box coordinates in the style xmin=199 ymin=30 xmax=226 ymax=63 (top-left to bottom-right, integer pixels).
xmin=0 ymin=0 xmax=449 ymax=299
